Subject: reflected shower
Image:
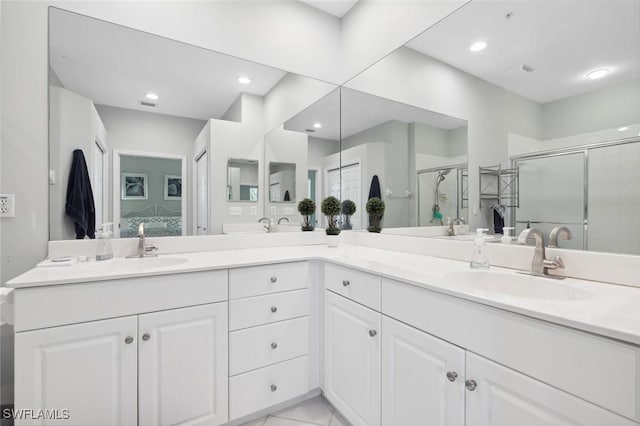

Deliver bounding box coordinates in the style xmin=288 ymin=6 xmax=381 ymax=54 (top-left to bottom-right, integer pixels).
xmin=431 ymin=169 xmax=451 ymax=225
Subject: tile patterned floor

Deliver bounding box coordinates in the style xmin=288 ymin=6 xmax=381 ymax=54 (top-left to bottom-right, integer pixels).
xmin=240 ymin=396 xmax=350 ymax=426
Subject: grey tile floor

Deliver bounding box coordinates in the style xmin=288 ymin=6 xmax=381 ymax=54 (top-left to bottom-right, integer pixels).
xmin=240 ymin=396 xmax=350 ymax=426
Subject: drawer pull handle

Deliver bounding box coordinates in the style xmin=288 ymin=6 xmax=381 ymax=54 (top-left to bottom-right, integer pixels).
xmin=465 ymin=379 xmax=477 ymax=391
xmin=271 ymin=384 xmax=278 ymax=392
xmin=342 ymin=280 xmax=350 ymax=286
xmin=369 ymin=330 xmax=377 ymax=337
xmin=142 ymin=333 xmax=150 ymax=341
xmin=271 ymin=342 xmax=278 ymax=349
xmin=271 ymin=276 xmax=278 ymax=283
xmin=271 ymin=306 xmax=278 ymax=313
xmin=124 ymin=336 xmax=134 ymax=344
xmin=446 ymin=371 xmax=458 ymax=382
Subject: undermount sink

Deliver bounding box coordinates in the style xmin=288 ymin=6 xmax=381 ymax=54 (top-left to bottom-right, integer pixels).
xmin=88 ymin=256 xmax=188 ymax=272
xmin=444 ymin=270 xmax=593 ymax=301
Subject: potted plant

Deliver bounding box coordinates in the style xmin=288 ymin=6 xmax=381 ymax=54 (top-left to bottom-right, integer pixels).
xmin=321 ymin=196 xmax=341 ymax=236
xmin=366 ymin=197 xmax=385 ymax=233
xmin=341 ymin=200 xmax=356 ymax=230
xmin=297 ymin=198 xmax=316 ymax=231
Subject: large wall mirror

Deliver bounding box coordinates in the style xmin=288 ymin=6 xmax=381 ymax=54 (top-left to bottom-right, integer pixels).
xmin=48 ymin=7 xmax=337 ymax=239
xmin=343 ymin=0 xmax=640 ymax=254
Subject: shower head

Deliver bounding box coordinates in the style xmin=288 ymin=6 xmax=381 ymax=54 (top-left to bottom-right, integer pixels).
xmin=436 ymin=169 xmax=451 ymax=184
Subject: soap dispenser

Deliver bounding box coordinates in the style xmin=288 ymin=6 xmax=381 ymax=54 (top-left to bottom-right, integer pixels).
xmin=501 ymin=227 xmax=515 ymax=244
xmin=470 ymin=228 xmax=490 ymax=269
xmin=96 ymin=223 xmax=114 ymax=261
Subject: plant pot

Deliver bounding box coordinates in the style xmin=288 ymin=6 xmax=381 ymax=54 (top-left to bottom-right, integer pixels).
xmin=367 ymin=225 xmax=382 ymax=233
xmin=301 ymin=225 xmax=315 ymax=231
xmin=326 ymin=234 xmax=339 ymax=247
xmin=341 ymin=215 xmax=353 ymax=230
xmin=325 ymin=227 xmax=341 ymax=236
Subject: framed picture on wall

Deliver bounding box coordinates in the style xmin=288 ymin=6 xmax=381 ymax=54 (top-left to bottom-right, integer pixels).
xmin=164 ymin=175 xmax=182 ymax=200
xmin=121 ymin=173 xmax=148 ymax=200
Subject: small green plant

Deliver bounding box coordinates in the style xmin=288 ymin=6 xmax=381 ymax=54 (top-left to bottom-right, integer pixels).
xmin=321 ymin=196 xmax=341 ymax=235
xmin=297 ymin=198 xmax=316 ymax=231
xmin=341 ymin=200 xmax=356 ymax=230
xmin=366 ymin=197 xmax=385 ymax=233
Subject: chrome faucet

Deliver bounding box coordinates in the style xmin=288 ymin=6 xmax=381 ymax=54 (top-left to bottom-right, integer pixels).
xmin=548 ymin=226 xmax=572 ymax=248
xmin=258 ymin=217 xmax=272 ymax=232
xmin=128 ymin=223 xmax=158 ymax=258
xmin=517 ymin=228 xmax=564 ymax=277
xmin=277 ymin=217 xmax=290 ymax=225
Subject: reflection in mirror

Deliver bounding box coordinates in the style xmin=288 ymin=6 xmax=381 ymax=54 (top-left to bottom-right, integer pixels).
xmin=343 ymin=0 xmax=639 ymax=253
xmin=263 ymin=88 xmax=341 ymax=229
xmin=227 ymin=159 xmax=259 ymax=202
xmin=338 ymin=87 xmax=468 ymax=233
xmin=48 ymin=8 xmax=337 ymax=239
xmin=269 ymin=163 xmax=296 ymax=202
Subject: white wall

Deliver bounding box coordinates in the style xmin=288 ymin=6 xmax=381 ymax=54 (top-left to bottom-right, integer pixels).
xmin=308 ymin=137 xmax=340 ymax=170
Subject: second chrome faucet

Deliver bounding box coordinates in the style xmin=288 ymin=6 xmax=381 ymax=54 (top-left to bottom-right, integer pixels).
xmin=517 ymin=227 xmax=569 ymax=278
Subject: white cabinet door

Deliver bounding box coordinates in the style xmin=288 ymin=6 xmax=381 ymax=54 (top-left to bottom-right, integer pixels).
xmin=15 ymin=316 xmax=138 ymax=426
xmin=139 ymin=303 xmax=228 ymax=426
xmin=382 ymin=316 xmax=465 ymax=426
xmin=465 ymin=353 xmax=637 ymax=426
xmin=324 ymin=291 xmax=381 ymax=426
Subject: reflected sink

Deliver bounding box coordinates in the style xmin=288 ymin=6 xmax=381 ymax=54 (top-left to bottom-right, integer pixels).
xmin=88 ymin=256 xmax=188 ymax=272
xmin=444 ymin=270 xmax=593 ymax=301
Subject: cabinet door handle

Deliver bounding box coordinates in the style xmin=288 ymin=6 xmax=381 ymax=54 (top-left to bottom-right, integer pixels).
xmin=271 ymin=342 xmax=278 ymax=349
xmin=465 ymin=379 xmax=477 ymax=391
xmin=369 ymin=329 xmax=377 ymax=337
xmin=342 ymin=280 xmax=350 ymax=286
xmin=124 ymin=336 xmax=134 ymax=344
xmin=142 ymin=333 xmax=151 ymax=341
xmin=446 ymin=371 xmax=458 ymax=382
xmin=270 ymin=384 xmax=277 ymax=392
xmin=270 ymin=276 xmax=278 ymax=283
xmin=271 ymin=306 xmax=278 ymax=313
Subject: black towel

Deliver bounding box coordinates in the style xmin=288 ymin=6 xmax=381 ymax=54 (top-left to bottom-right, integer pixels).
xmin=493 ymin=208 xmax=504 ymax=234
xmin=368 ymin=175 xmax=381 ymax=199
xmin=65 ymin=149 xmax=96 ymax=239
xmin=284 ymin=190 xmax=291 ymax=202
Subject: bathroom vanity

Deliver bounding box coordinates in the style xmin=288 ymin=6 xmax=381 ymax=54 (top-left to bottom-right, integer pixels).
xmin=6 ymin=244 xmax=640 ymax=426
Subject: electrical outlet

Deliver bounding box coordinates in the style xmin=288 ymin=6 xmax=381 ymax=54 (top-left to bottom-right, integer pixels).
xmin=270 ymin=206 xmax=277 ymax=216
xmin=228 ymin=206 xmax=242 ymax=216
xmin=0 ymin=194 xmax=15 ymax=218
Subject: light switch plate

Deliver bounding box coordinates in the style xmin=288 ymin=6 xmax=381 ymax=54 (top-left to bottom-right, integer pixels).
xmin=0 ymin=194 xmax=15 ymax=218
xmin=228 ymin=206 xmax=242 ymax=216
xmin=250 ymin=206 xmax=257 ymax=216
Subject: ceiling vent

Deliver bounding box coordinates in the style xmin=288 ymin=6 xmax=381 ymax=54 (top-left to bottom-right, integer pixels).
xmin=305 ymin=129 xmax=316 ymax=133
xmin=500 ymin=64 xmax=534 ymax=79
xmin=140 ymin=101 xmax=156 ymax=107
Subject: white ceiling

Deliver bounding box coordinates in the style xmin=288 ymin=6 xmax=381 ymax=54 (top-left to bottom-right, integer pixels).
xmin=49 ymin=8 xmax=287 ymax=120
xmin=406 ymin=0 xmax=640 ymax=104
xmin=284 ymin=88 xmax=467 ymax=140
xmin=298 ymin=0 xmax=359 ymax=18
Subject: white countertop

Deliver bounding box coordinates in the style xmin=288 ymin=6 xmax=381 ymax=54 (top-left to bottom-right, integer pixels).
xmin=7 ymin=244 xmax=640 ymax=345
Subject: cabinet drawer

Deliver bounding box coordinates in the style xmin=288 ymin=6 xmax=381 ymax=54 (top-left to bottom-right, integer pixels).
xmin=230 ymin=262 xmax=309 ymax=299
xmin=229 ymin=356 xmax=309 ymax=420
xmin=325 ymin=263 xmax=381 ymax=310
xmin=229 ymin=317 xmax=309 ymax=375
xmin=229 ymin=289 xmax=309 ymax=331
xmin=382 ymin=278 xmax=640 ymax=422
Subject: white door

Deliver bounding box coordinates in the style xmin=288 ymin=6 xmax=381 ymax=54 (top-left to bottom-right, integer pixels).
xmin=138 ymin=303 xmax=229 ymax=426
xmin=92 ymin=141 xmax=105 ymax=228
xmin=465 ymin=353 xmax=636 ymax=426
xmin=196 ymin=152 xmax=208 ymax=235
xmin=341 ymin=163 xmax=362 ymax=229
xmin=382 ymin=316 xmax=465 ymax=426
xmin=324 ymin=291 xmax=381 ymax=426
xmin=15 ymin=317 xmax=138 ymax=426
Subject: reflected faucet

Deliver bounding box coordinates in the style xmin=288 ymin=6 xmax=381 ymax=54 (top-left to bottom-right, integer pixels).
xmin=258 ymin=217 xmax=272 ymax=232
xmin=277 ymin=217 xmax=290 ymax=225
xmin=548 ymin=226 xmax=572 ymax=248
xmin=517 ymin=228 xmax=564 ymax=277
xmin=128 ymin=223 xmax=158 ymax=258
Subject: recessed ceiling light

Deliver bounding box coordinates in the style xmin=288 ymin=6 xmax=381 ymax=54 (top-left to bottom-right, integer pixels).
xmin=145 ymin=92 xmax=159 ymax=100
xmin=618 ymin=126 xmax=629 ymax=132
xmin=469 ymin=41 xmax=487 ymax=52
xmin=586 ymin=69 xmax=609 ymax=80
xmin=238 ymin=76 xmax=251 ymax=85
xmin=313 ymin=122 xmax=323 ymax=129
